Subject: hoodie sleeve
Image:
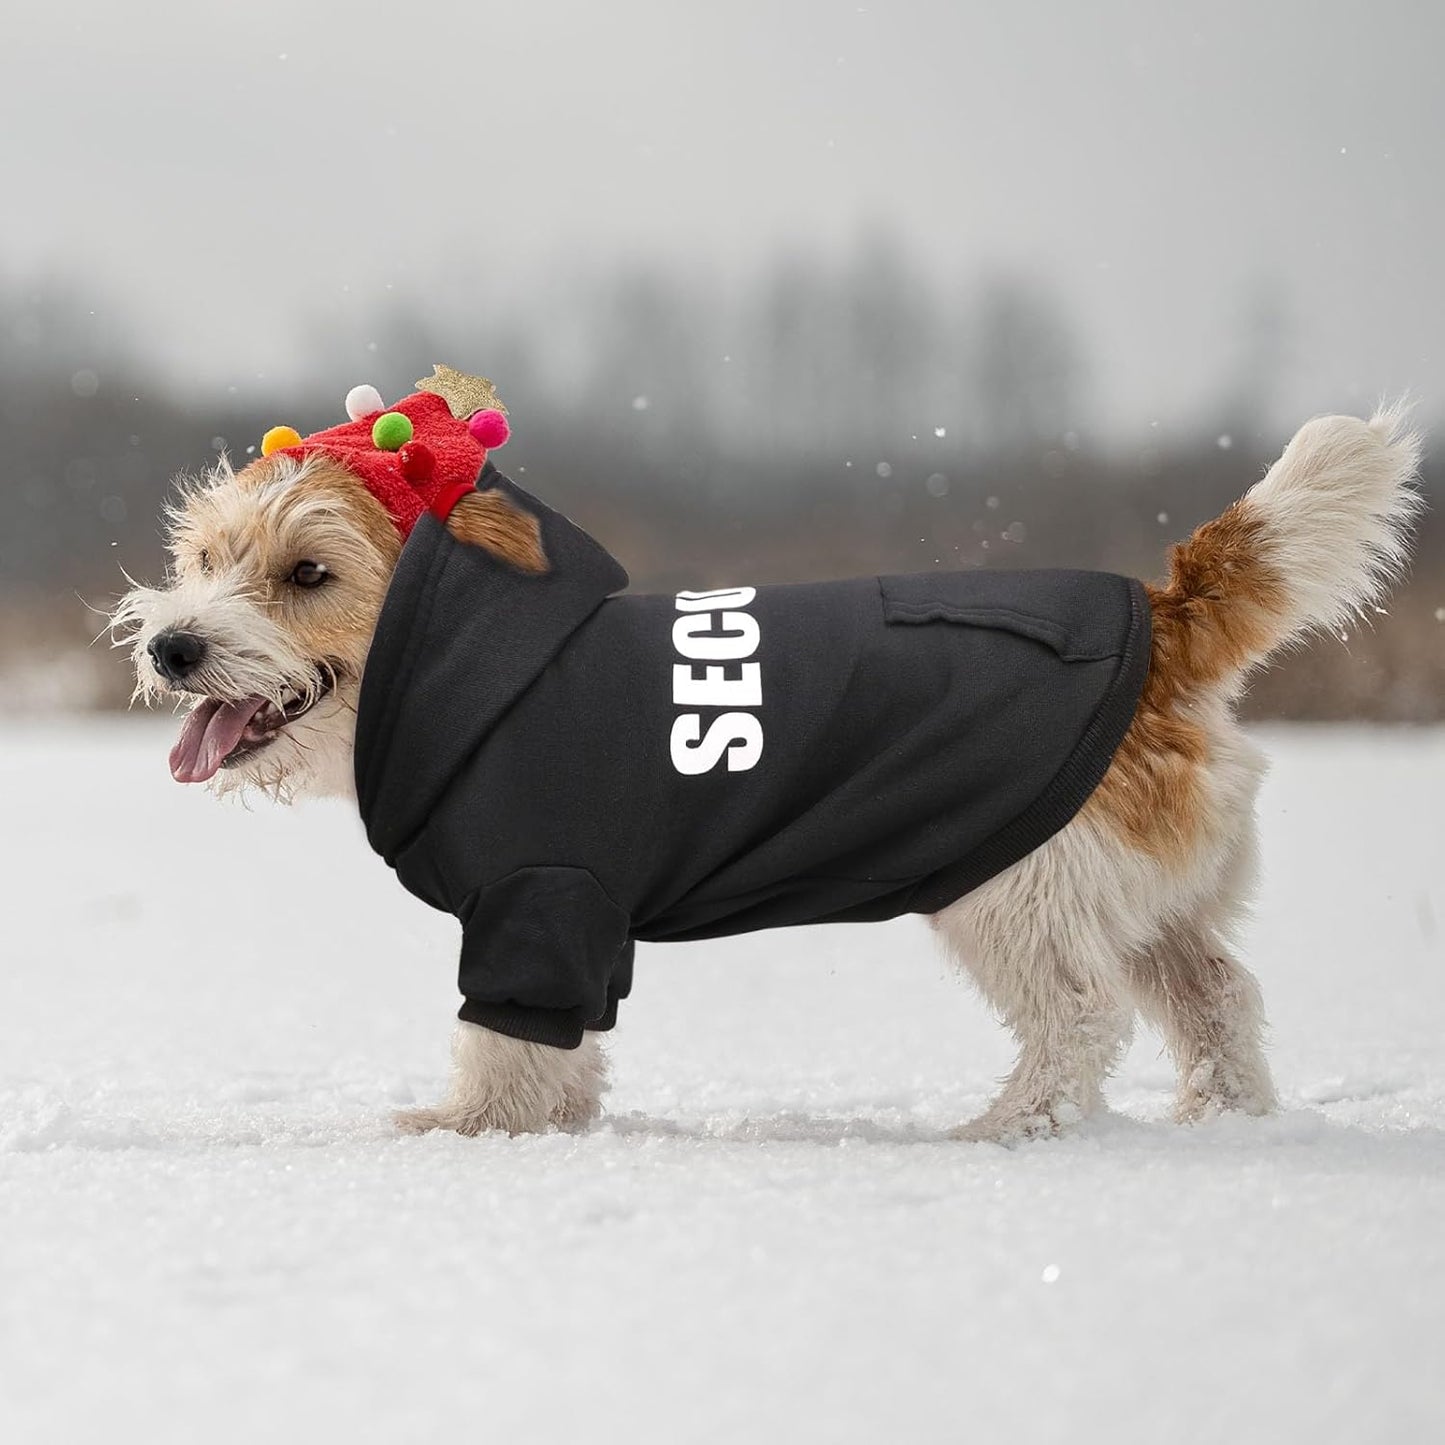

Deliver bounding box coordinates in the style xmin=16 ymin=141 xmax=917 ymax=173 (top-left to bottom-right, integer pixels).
xmin=455 ymin=866 xmax=634 ymax=1049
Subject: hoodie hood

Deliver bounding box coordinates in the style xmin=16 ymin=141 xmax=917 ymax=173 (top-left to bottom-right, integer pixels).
xmin=353 ymin=466 xmax=629 ymax=864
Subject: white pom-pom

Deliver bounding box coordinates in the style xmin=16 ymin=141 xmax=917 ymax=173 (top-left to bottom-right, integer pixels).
xmin=345 ymin=384 xmax=384 ymax=421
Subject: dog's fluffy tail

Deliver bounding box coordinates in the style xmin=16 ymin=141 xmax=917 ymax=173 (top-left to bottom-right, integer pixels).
xmin=1150 ymin=406 xmax=1423 ymax=696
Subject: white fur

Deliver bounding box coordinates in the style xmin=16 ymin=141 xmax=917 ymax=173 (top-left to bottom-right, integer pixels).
xmin=114 ymin=568 xmax=361 ymax=802
xmin=932 ymin=700 xmax=1273 ymax=1141
xmin=1243 ymin=406 xmax=1422 ymax=647
xmin=114 ymin=570 xmax=321 ymax=713
xmin=395 ymin=1024 xmax=609 ymax=1137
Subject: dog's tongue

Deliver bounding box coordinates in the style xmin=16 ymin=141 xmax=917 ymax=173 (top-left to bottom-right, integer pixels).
xmin=169 ymin=696 xmax=267 ymax=783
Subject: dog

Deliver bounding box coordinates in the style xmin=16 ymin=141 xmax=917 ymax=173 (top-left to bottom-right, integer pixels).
xmin=114 ymin=379 xmax=1421 ymax=1142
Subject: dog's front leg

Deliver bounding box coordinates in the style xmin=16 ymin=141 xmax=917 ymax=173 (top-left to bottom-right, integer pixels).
xmin=396 ymin=1021 xmax=609 ymax=1137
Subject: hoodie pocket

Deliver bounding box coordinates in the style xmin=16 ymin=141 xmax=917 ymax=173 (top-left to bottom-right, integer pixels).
xmin=878 ymin=571 xmax=1120 ymax=663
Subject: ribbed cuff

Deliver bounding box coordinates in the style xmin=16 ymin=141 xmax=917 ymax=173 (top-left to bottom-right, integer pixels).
xmin=459 ymin=940 xmax=636 ymax=1046
xmin=458 ymin=999 xmax=586 ymax=1049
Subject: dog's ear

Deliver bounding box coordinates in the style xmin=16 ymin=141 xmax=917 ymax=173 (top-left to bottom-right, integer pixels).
xmin=446 ymin=490 xmax=549 ymax=574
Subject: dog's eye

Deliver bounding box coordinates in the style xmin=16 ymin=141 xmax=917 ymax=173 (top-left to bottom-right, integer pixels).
xmin=198 ymin=549 xmax=211 ymax=574
xmin=289 ymin=560 xmax=330 ymax=589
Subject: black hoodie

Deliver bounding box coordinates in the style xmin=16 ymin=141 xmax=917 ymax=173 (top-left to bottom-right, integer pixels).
xmin=354 ymin=468 xmax=1151 ymax=1048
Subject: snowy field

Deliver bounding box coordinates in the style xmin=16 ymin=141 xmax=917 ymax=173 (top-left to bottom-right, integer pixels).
xmin=1 ymin=721 xmax=1442 ymax=1443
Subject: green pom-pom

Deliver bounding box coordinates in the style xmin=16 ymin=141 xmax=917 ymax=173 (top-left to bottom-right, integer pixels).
xmin=371 ymin=411 xmax=414 ymax=451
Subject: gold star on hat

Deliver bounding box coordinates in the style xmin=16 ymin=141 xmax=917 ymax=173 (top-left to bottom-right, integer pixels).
xmin=414 ymin=364 xmax=507 ymax=419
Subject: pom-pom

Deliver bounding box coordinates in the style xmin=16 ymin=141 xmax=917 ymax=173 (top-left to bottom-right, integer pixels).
xmin=261 ymin=425 xmax=302 ymax=457
xmin=371 ymin=411 xmax=414 ymax=451
xmin=345 ymin=384 xmax=384 ymax=421
xmin=397 ymin=441 xmax=435 ymax=483
xmin=467 ymin=408 xmax=510 ymax=449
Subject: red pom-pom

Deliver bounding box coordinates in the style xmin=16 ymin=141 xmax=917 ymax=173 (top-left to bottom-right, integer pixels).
xmin=467 ymin=408 xmax=510 ymax=448
xmin=397 ymin=441 xmax=436 ymax=483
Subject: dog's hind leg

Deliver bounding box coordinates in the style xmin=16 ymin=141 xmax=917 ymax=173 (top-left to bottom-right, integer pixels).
xmin=1125 ymin=770 xmax=1277 ymax=1122
xmin=1128 ymin=920 xmax=1276 ymax=1122
xmin=932 ymin=815 xmax=1156 ymax=1143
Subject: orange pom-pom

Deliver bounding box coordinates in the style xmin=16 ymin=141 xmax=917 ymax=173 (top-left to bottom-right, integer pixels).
xmin=261 ymin=425 xmax=303 ymax=457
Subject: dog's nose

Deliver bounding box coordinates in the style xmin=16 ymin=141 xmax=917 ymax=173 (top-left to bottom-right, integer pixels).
xmin=148 ymin=629 xmax=208 ymax=684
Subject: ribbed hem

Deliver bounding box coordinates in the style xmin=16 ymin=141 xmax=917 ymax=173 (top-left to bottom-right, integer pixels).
xmin=458 ymin=1000 xmax=587 ymax=1050
xmin=909 ymin=576 xmax=1152 ymax=915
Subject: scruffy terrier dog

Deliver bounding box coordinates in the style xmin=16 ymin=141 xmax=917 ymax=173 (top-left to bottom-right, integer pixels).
xmin=114 ymin=378 xmax=1420 ymax=1143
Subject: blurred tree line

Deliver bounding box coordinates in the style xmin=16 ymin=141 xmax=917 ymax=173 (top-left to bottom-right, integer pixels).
xmin=1 ymin=242 xmax=1439 ymax=719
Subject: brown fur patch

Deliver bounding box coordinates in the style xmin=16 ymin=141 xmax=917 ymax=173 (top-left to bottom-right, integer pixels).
xmin=446 ymin=490 xmax=549 ymax=573
xmin=1086 ymin=499 xmax=1286 ymax=865
xmin=168 ymin=451 xmax=403 ymax=685
xmin=1144 ymin=501 xmax=1287 ymax=702
xmin=1082 ymin=681 xmax=1208 ymax=866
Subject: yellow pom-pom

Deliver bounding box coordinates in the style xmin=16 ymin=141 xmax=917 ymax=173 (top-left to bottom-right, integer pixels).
xmin=261 ymin=425 xmax=303 ymax=457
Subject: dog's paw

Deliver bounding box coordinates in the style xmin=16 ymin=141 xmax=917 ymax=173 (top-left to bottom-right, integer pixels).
xmin=952 ymin=1113 xmax=1056 ymax=1146
xmin=549 ymin=1071 xmax=606 ymax=1131
xmin=394 ymin=1104 xmax=489 ymax=1137
xmin=952 ymin=1096 xmax=1084 ymax=1145
xmin=392 ymin=1089 xmax=601 ymax=1138
xmin=395 ymin=1025 xmax=610 ymax=1138
xmin=1175 ymin=1056 xmax=1277 ymax=1124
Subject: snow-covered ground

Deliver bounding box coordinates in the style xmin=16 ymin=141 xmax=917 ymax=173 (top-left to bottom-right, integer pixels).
xmin=1 ymin=721 xmax=1442 ymax=1443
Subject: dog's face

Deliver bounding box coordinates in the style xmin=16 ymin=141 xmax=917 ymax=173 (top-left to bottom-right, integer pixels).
xmin=115 ymin=451 xmax=403 ymax=799
xmin=115 ymin=449 xmax=547 ymax=800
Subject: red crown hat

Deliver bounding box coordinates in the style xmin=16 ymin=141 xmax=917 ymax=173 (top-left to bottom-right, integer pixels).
xmin=259 ymin=365 xmax=512 ymax=536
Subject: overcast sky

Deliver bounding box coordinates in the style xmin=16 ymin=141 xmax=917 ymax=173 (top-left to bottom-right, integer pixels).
xmin=4 ymin=0 xmax=1442 ymax=435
